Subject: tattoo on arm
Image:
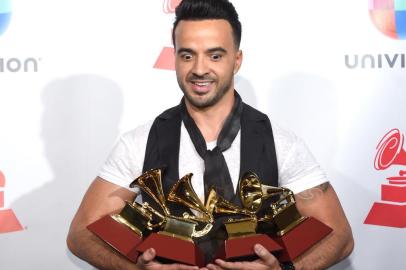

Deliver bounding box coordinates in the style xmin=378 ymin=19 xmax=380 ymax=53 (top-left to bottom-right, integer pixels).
xmin=296 ymin=182 xmax=330 ymax=201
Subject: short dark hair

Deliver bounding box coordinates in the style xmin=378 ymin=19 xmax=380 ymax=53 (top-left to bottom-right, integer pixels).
xmin=172 ymin=0 xmax=242 ymax=49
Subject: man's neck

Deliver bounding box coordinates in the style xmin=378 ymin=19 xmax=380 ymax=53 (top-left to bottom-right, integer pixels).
xmin=186 ymin=91 xmax=235 ymax=142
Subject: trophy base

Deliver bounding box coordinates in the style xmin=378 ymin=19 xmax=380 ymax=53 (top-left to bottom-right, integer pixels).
xmin=364 ymin=202 xmax=406 ymax=228
xmin=87 ymin=215 xmax=142 ymax=263
xmin=272 ymin=217 xmax=332 ymax=262
xmin=136 ymin=232 xmax=205 ymax=267
xmin=215 ymin=234 xmax=282 ymax=262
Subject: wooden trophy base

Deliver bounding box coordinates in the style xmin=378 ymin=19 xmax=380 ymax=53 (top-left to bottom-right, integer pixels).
xmin=136 ymin=232 xmax=205 ymax=267
xmin=273 ymin=217 xmax=333 ymax=262
xmin=215 ymin=234 xmax=282 ymax=262
xmin=87 ymin=215 xmax=142 ymax=263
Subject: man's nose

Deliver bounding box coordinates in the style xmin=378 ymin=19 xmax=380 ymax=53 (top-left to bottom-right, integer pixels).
xmin=191 ymin=56 xmax=209 ymax=76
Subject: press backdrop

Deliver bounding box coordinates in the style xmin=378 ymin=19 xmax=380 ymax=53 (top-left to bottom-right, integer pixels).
xmin=1 ymin=0 xmax=405 ymax=269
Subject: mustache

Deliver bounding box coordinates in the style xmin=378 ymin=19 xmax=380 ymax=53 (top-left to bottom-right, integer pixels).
xmin=187 ymin=74 xmax=215 ymax=81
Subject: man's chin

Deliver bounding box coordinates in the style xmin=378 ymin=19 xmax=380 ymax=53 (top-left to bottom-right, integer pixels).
xmin=187 ymin=99 xmax=212 ymax=109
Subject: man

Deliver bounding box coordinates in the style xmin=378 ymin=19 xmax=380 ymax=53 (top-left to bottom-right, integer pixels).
xmin=67 ymin=0 xmax=354 ymax=269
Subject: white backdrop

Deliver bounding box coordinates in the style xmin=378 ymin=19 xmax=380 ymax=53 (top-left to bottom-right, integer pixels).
xmin=1 ymin=0 xmax=405 ymax=269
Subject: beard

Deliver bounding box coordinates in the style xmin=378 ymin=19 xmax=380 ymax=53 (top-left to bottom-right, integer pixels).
xmin=177 ymin=72 xmax=234 ymax=109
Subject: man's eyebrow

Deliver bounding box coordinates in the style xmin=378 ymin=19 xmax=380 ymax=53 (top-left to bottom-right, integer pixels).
xmin=176 ymin=48 xmax=194 ymax=54
xmin=207 ymin=47 xmax=227 ymax=54
xmin=176 ymin=47 xmax=228 ymax=54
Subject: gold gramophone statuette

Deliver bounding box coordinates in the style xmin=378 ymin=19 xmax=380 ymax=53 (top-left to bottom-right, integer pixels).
xmin=86 ymin=170 xmax=167 ymax=263
xmin=110 ymin=199 xmax=155 ymax=236
xmin=131 ymin=169 xmax=212 ymax=267
xmin=240 ymin=171 xmax=333 ymax=262
xmin=129 ymin=168 xmax=171 ymax=218
xmin=239 ymin=171 xmax=306 ymax=236
xmin=206 ymin=187 xmax=257 ymax=238
xmin=207 ymin=172 xmax=282 ymax=261
xmin=167 ymin=173 xmax=214 ymax=239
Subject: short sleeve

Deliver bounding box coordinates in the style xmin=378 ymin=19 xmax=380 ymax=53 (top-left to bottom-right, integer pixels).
xmin=274 ymin=124 xmax=328 ymax=194
xmin=98 ymin=121 xmax=153 ymax=191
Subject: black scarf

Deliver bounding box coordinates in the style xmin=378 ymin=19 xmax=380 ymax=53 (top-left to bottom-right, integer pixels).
xmin=180 ymin=92 xmax=243 ymax=201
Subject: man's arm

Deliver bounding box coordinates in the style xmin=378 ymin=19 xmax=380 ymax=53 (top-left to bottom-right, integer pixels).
xmin=67 ymin=177 xmax=141 ymax=270
xmin=292 ymin=182 xmax=354 ymax=269
xmin=67 ymin=177 xmax=199 ymax=270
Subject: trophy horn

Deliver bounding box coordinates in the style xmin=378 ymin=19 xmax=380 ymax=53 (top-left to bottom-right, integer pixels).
xmin=375 ymin=128 xmax=406 ymax=170
xmin=167 ymin=173 xmax=212 ymax=222
xmin=238 ymin=172 xmax=263 ymax=212
xmin=239 ymin=171 xmax=293 ymax=212
xmin=205 ymin=187 xmax=218 ymax=216
xmin=207 ymin=187 xmax=252 ymax=217
xmin=129 ymin=168 xmax=170 ymax=216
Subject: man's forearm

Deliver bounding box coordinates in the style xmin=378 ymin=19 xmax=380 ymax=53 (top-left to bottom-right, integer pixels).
xmin=67 ymin=227 xmax=139 ymax=270
xmin=292 ymin=225 xmax=354 ymax=270
xmin=292 ymin=183 xmax=354 ymax=270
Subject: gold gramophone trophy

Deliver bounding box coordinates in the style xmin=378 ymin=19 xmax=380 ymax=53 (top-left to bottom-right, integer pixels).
xmin=243 ymin=172 xmax=333 ymax=262
xmin=133 ymin=171 xmax=213 ymax=267
xmin=87 ymin=169 xmax=165 ymax=262
xmin=208 ymin=174 xmax=282 ymax=261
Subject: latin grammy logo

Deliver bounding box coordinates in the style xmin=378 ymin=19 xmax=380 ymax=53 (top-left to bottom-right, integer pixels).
xmin=153 ymin=0 xmax=181 ymax=71
xmin=0 ymin=169 xmax=23 ymax=233
xmin=364 ymin=128 xmax=406 ymax=228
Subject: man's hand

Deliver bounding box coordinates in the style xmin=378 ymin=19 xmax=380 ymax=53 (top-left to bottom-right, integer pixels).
xmin=136 ymin=248 xmax=200 ymax=270
xmin=204 ymin=244 xmax=282 ymax=270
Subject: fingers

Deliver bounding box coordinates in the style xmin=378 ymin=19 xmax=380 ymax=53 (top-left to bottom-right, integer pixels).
xmin=136 ymin=248 xmax=200 ymax=270
xmin=254 ymin=244 xmax=280 ymax=268
xmin=136 ymin=248 xmax=156 ymax=266
xmin=206 ymin=263 xmax=223 ymax=270
xmin=214 ymin=259 xmax=250 ymax=270
xmin=166 ymin=263 xmax=199 ymax=270
xmin=211 ymin=244 xmax=281 ymax=270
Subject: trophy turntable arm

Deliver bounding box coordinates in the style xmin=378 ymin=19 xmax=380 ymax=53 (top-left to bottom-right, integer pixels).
xmin=141 ymin=202 xmax=167 ymax=230
xmin=181 ymin=212 xmax=214 ymax=238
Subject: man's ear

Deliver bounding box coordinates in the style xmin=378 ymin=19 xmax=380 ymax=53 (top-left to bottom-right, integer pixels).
xmin=234 ymin=50 xmax=243 ymax=74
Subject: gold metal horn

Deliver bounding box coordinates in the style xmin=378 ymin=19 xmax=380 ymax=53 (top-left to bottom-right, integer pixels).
xmin=205 ymin=187 xmax=218 ymax=216
xmin=239 ymin=171 xmax=264 ymax=212
xmin=129 ymin=168 xmax=170 ymax=216
xmin=239 ymin=171 xmax=290 ymax=212
xmin=208 ymin=187 xmax=252 ymax=217
xmin=261 ymin=185 xmax=290 ymax=199
xmin=167 ymin=173 xmax=212 ymax=222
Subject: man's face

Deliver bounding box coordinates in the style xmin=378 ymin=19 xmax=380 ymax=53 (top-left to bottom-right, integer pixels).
xmin=174 ymin=19 xmax=242 ymax=109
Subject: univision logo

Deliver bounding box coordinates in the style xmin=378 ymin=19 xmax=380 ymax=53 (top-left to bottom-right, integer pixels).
xmin=369 ymin=0 xmax=406 ymax=39
xmin=0 ymin=0 xmax=12 ymax=36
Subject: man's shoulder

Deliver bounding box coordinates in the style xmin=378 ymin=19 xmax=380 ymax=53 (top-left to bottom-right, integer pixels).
xmin=121 ymin=104 xmax=181 ymax=142
xmin=242 ymin=103 xmax=269 ymax=121
xmin=271 ymin=122 xmax=298 ymax=147
xmin=157 ymin=104 xmax=181 ymax=120
xmin=242 ymin=103 xmax=297 ymax=144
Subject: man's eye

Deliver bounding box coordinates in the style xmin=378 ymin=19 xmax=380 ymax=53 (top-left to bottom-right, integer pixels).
xmin=182 ymin=54 xmax=193 ymax=61
xmin=211 ymin=54 xmax=222 ymax=61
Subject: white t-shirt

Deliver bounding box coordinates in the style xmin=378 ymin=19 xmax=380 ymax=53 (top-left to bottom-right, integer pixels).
xmin=99 ymin=120 xmax=327 ymax=201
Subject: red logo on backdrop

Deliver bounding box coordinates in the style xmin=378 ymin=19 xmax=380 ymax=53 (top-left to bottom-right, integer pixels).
xmin=364 ymin=129 xmax=406 ymax=228
xmin=0 ymin=170 xmax=23 ymax=233
xmin=163 ymin=0 xmax=182 ymax=14
xmin=153 ymin=0 xmax=181 ymax=70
